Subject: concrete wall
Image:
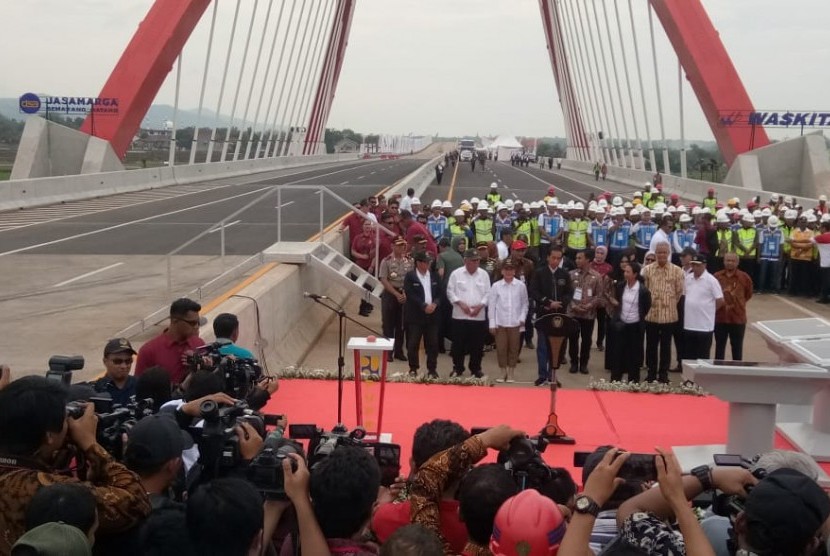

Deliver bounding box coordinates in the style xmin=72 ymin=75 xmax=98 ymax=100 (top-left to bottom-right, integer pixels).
xmin=561 ymin=158 xmax=821 ymax=208
xmin=10 ymin=117 xmax=93 ymax=179
xmin=0 ymin=151 xmax=364 ymax=213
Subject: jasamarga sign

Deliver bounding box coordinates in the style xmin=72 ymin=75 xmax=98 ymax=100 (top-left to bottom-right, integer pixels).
xmin=19 ymin=92 xmax=119 ymax=115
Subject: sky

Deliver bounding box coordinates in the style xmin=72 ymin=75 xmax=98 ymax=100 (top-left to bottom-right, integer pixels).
xmin=1 ymin=0 xmax=828 ymax=143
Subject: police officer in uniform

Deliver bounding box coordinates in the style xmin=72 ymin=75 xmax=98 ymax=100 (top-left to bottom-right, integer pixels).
xmin=379 ymin=236 xmax=414 ymax=360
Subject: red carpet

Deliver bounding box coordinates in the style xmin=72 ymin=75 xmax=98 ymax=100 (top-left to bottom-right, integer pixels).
xmin=263 ymin=380 xmax=808 ymax=481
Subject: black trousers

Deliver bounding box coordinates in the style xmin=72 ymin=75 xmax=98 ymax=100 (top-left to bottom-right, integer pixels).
xmin=381 ymin=292 xmax=405 ymax=357
xmin=821 ymin=267 xmax=830 ymax=301
xmin=569 ymin=317 xmax=595 ymax=366
xmin=684 ymin=330 xmax=713 ymax=360
xmin=451 ymin=319 xmax=487 ymax=374
xmin=645 ymin=321 xmax=675 ymax=381
xmin=437 ymin=292 xmax=452 ymax=347
xmin=714 ymin=323 xmax=746 ymax=361
xmin=611 ymin=321 xmax=644 ymax=382
xmin=595 ymin=308 xmax=607 ymax=348
xmin=406 ymin=320 xmax=438 ymax=373
xmin=738 ymin=258 xmax=758 ymax=290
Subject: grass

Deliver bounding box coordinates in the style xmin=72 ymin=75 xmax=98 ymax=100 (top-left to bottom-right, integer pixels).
xmin=0 ymin=168 xmax=11 ymax=181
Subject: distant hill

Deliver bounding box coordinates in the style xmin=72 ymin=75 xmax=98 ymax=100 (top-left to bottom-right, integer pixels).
xmin=0 ymin=98 xmax=258 ymax=130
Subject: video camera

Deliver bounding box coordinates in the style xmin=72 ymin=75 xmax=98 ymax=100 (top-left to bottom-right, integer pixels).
xmin=472 ymin=427 xmax=553 ymax=491
xmin=186 ymin=341 xmax=264 ymax=399
xmin=289 ymin=424 xmax=401 ymax=487
xmin=66 ymin=395 xmax=155 ymax=460
xmin=709 ymin=453 xmax=767 ymax=518
xmin=247 ymin=437 xmax=303 ymax=500
xmin=46 ymin=355 xmax=84 ymax=387
xmin=191 ymin=399 xmax=282 ymax=482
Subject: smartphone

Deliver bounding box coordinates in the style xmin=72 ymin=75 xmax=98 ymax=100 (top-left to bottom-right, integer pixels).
xmin=263 ymin=414 xmax=284 ymax=427
xmin=713 ymin=453 xmax=747 ymax=467
xmin=618 ymin=452 xmax=658 ymax=482
xmin=288 ymin=424 xmax=319 ymax=439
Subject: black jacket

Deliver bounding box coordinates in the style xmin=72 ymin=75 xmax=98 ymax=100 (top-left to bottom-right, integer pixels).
xmin=403 ymin=269 xmax=441 ymax=324
xmin=611 ymin=279 xmax=652 ymax=325
xmin=529 ymin=265 xmax=573 ymax=319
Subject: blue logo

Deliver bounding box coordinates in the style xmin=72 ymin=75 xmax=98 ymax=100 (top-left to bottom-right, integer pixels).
xmin=19 ymin=92 xmax=41 ymax=114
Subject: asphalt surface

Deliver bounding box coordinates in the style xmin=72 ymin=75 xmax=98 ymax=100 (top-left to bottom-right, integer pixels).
xmin=0 ymin=158 xmax=422 ymax=257
xmin=421 ymin=158 xmax=645 ymax=207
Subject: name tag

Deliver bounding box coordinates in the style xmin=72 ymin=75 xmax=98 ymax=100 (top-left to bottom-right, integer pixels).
xmin=573 ymin=288 xmax=583 ymax=301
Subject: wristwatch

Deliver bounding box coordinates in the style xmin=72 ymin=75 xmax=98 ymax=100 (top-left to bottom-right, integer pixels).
xmin=691 ymin=465 xmax=714 ymax=491
xmin=574 ymin=494 xmax=600 ymax=517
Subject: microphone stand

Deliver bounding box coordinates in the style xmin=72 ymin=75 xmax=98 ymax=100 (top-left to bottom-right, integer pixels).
xmin=306 ymin=294 xmax=384 ymax=432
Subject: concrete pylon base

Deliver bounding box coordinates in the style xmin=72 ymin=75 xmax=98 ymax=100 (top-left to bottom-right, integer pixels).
xmin=724 ymin=132 xmax=830 ymax=198
xmin=10 ymin=116 xmax=124 ymax=179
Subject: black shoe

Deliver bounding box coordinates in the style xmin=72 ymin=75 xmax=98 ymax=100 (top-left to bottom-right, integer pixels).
xmin=569 ymin=363 xmax=579 ymax=374
xmin=359 ymin=309 xmax=371 ymax=317
xmin=472 ymin=371 xmax=484 ymax=379
xmin=525 ymin=340 xmax=535 ymax=349
xmin=579 ymin=363 xmax=589 ymax=375
xmin=534 ymin=377 xmax=546 ymax=386
xmin=555 ymin=380 xmax=562 ymax=388
xmin=449 ymin=370 xmax=463 ymax=378
xmin=596 ymin=344 xmax=604 ymax=352
xmin=658 ymin=376 xmax=670 ymax=384
xmin=393 ymin=353 xmax=406 ymax=361
xmin=408 ymin=370 xmax=417 ymax=378
xmin=427 ymin=371 xmax=439 ymax=379
xmin=819 ymin=298 xmax=830 ymax=304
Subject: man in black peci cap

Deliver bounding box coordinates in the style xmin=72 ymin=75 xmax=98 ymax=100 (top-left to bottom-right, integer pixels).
xmin=403 ymin=251 xmax=441 ymax=379
xmin=94 ymin=338 xmax=138 ymax=406
xmin=735 ymin=468 xmax=830 ymax=555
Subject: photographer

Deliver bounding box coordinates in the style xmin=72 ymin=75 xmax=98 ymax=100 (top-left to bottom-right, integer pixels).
xmin=93 ymin=338 xmax=138 ymax=406
xmin=372 ymin=419 xmax=471 ymax=554
xmin=0 ymin=376 xmax=150 ymax=554
xmin=409 ymin=424 xmax=525 ymax=554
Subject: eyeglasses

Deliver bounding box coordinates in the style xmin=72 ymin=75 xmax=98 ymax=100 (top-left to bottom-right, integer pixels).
xmin=109 ymin=357 xmax=133 ymax=365
xmin=175 ymin=317 xmax=201 ymax=327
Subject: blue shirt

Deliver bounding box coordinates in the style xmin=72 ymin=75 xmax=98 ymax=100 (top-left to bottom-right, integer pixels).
xmin=589 ymin=220 xmax=609 ymax=247
xmin=427 ymin=215 xmax=448 ymax=240
xmin=218 ymin=341 xmax=255 ymax=360
xmin=634 ymin=222 xmax=657 ymax=249
xmin=759 ymin=227 xmax=783 ymax=259
xmin=539 ymin=213 xmax=562 ymax=242
xmin=674 ymin=229 xmax=697 ymax=250
xmin=609 ymin=221 xmax=632 ymax=249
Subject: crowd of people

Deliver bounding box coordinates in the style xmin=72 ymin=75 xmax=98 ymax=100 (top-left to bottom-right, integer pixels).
xmin=342 ymin=178 xmax=830 ymax=384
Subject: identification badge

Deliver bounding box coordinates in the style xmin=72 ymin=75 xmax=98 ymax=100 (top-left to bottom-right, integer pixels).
xmin=587 ymin=289 xmax=592 ymax=297
xmin=573 ymin=287 xmax=583 ymax=301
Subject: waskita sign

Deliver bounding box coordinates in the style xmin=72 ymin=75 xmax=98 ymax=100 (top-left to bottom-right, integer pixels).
xmin=719 ymin=109 xmax=830 ymax=128
xmin=18 ymin=92 xmax=119 ymax=115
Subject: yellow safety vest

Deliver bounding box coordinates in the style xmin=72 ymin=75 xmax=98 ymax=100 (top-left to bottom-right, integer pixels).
xmin=716 ymin=229 xmax=731 ymax=256
xmin=567 ymin=220 xmax=589 ymax=249
xmin=473 ymin=218 xmax=494 ymax=244
xmin=485 ymin=192 xmax=502 ymax=206
xmin=781 ymin=225 xmax=792 ymax=254
xmin=513 ymin=219 xmax=532 ymax=242
xmin=736 ymin=227 xmax=757 ymax=257
xmin=449 ymin=222 xmax=467 ymax=241
xmin=703 ymin=197 xmax=718 ymax=210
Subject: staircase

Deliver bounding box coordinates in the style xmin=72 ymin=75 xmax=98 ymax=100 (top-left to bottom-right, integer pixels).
xmin=307 ymin=243 xmax=384 ymax=306
xmin=262 ymin=241 xmax=384 ymax=306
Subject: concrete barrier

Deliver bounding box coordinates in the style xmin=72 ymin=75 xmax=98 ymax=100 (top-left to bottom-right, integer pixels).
xmin=561 ymin=159 xmax=821 ymax=207
xmin=0 ymin=152 xmax=365 ymax=213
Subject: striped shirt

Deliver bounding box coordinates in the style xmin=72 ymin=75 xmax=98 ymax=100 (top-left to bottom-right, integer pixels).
xmin=642 ymin=261 xmax=685 ymax=323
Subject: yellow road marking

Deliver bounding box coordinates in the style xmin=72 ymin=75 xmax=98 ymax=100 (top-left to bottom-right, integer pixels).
xmin=447 ymin=159 xmax=460 ymax=202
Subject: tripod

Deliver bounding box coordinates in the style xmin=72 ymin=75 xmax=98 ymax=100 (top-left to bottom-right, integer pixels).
xmin=306 ymin=293 xmax=383 ymax=431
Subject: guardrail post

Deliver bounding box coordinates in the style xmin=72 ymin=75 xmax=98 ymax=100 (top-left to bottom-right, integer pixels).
xmin=319 ymin=188 xmax=324 ymax=243
xmin=220 ymin=223 xmax=226 ymax=267
xmin=277 ymin=187 xmax=282 ymax=243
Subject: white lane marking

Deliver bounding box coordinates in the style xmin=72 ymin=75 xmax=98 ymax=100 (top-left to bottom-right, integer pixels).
xmin=357 ymin=175 xmax=366 ymax=180
xmin=505 ymin=164 xmax=588 ymax=203
xmin=0 ymin=164 xmax=378 ymax=258
xmin=208 ymin=219 xmax=241 ymax=233
xmin=777 ymin=296 xmax=826 ymax=319
xmin=370 ymin=171 xmax=376 ymax=175
xmin=512 ymin=192 xmax=518 ymax=199
xmin=275 ymin=201 xmax=295 ymax=209
xmin=340 ymin=181 xmax=350 ymax=185
xmin=51 ymin=262 xmax=124 ymax=288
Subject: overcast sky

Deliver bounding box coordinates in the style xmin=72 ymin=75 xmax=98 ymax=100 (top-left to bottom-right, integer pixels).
xmin=1 ymin=0 xmax=827 ymax=143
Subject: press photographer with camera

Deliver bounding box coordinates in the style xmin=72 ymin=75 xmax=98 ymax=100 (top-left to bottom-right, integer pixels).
xmin=0 ymin=376 xmax=150 ymax=554
xmin=92 ymin=338 xmax=138 ymax=406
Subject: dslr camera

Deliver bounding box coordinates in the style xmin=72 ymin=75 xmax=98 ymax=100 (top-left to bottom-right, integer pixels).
xmin=46 ymin=355 xmax=84 ymax=387
xmin=470 ymin=427 xmax=554 ymax=491
xmin=66 ymin=395 xmax=156 ymax=460
xmin=290 ymin=424 xmax=401 ymax=487
xmin=186 ymin=341 xmax=264 ymax=399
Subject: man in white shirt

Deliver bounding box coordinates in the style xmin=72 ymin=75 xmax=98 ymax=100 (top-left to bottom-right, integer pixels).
xmin=399 ymin=187 xmax=415 ymax=213
xmin=488 ymin=259 xmax=528 ymax=383
xmin=446 ymin=249 xmax=491 ymax=378
xmin=683 ymin=254 xmax=725 ymax=360
xmin=649 ymin=215 xmax=674 ymax=257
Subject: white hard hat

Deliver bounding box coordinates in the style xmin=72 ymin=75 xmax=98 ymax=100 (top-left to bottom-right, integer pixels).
xmin=505 ymin=199 xmax=514 ymax=208
xmin=784 ymin=195 xmax=794 ymax=204
xmin=431 ymin=199 xmax=442 ymax=208
xmin=761 ymin=208 xmax=772 ymax=217
xmin=477 ymin=200 xmax=489 ymax=210
xmin=742 ymin=214 xmax=755 ymax=224
xmin=716 ymin=213 xmax=730 ymax=224
xmin=442 ymin=200 xmax=453 ymax=209
xmin=546 ymin=199 xmax=557 ymax=207
xmin=752 ymin=210 xmax=762 ymax=218
xmin=653 ymin=206 xmax=664 ymax=215
xmin=411 ymin=197 xmax=421 ymax=205
xmin=676 ymin=205 xmax=688 ymax=213
xmin=490 ymin=182 xmax=498 ymax=189
xmin=807 ymin=213 xmax=818 ymax=223
xmin=574 ymin=202 xmax=585 ymax=210
xmin=612 ymin=196 xmax=623 ymax=207
xmin=679 ymin=214 xmax=692 ymax=223
xmin=821 ymin=195 xmax=828 ymax=202
xmin=644 ymin=182 xmax=652 ymax=188
xmin=453 ymin=209 xmax=465 ymax=216
xmin=496 ymin=203 xmax=507 ymax=211
xmin=767 ymin=215 xmax=780 ymax=227
xmin=654 ymin=202 xmax=667 ymax=211
xmin=822 ymin=213 xmax=830 ymax=223
xmin=699 ymin=207 xmax=711 ymax=215
xmin=634 ymin=191 xmax=643 ymax=198
xmin=691 ymin=206 xmax=701 ymax=216
xmin=514 ymin=199 xmax=524 ymax=206
xmin=770 ymin=193 xmax=780 ymax=202
xmin=598 ymin=199 xmax=608 ymax=208
xmin=785 ymin=209 xmax=798 ymax=220
xmin=470 ymin=197 xmax=480 ymax=204
xmin=623 ymin=201 xmax=634 ymax=209
xmin=667 ymin=205 xmax=677 ymax=213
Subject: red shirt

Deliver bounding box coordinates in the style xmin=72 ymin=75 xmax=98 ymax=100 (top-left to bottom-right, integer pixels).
xmin=591 ymin=261 xmax=613 ymax=276
xmin=135 ymin=331 xmax=204 ymax=384
xmin=371 ymin=500 xmax=468 ymax=555
xmin=405 ymin=222 xmax=438 ymax=257
xmin=351 ymin=233 xmax=378 ymax=271
xmin=343 ymin=212 xmax=366 ymax=243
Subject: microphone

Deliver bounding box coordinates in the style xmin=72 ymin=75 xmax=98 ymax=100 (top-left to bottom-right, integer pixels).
xmin=303 ymin=292 xmax=328 ymax=300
